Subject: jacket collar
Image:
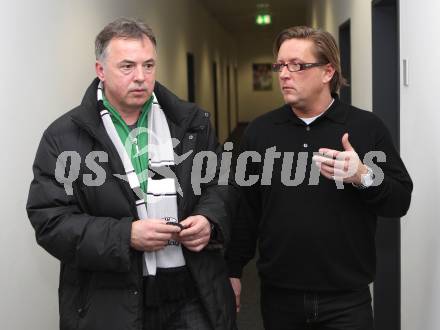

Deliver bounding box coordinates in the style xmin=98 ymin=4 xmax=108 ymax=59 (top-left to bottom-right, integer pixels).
xmin=71 ymin=78 xmax=102 ymax=130
xmin=71 ymin=78 xmax=203 ymax=131
xmin=274 ymin=93 xmax=348 ymax=126
xmin=153 ymin=81 xmax=200 ymax=127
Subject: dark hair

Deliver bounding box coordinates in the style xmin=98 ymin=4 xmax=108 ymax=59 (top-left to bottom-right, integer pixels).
xmin=95 ymin=17 xmax=156 ymax=60
xmin=273 ymin=26 xmax=347 ymax=94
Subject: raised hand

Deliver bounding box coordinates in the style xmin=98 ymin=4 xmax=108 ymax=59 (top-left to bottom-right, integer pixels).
xmin=312 ymin=133 xmax=368 ymax=185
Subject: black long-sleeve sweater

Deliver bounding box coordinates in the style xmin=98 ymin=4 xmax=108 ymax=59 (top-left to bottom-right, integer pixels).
xmin=226 ymin=98 xmax=413 ymax=291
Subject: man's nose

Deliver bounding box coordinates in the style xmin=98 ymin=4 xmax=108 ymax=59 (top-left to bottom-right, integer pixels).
xmin=279 ymin=65 xmax=290 ymax=79
xmin=133 ymin=65 xmax=146 ymax=82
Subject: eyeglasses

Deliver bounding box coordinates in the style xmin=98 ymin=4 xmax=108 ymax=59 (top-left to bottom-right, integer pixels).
xmin=271 ymin=62 xmax=329 ymax=73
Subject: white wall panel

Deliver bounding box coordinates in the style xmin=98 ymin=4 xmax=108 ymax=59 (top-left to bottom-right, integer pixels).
xmin=400 ymin=1 xmax=440 ymax=329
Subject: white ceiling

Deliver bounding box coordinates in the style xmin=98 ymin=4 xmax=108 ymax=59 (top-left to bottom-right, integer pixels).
xmin=197 ymin=0 xmax=309 ymax=39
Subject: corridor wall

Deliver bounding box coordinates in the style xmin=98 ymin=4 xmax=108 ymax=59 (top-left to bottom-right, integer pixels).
xmin=236 ymin=36 xmax=284 ymax=123
xmin=400 ymin=0 xmax=440 ymax=329
xmin=308 ymin=0 xmax=372 ymax=112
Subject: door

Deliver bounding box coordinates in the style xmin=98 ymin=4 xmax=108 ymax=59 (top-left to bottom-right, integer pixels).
xmin=372 ymin=1 xmax=400 ymax=329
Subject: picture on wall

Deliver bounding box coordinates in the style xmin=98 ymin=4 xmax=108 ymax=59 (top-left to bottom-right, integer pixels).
xmin=252 ymin=63 xmax=273 ymax=91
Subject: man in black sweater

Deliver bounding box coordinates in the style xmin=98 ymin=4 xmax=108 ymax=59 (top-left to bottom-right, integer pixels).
xmin=226 ymin=26 xmax=412 ymax=330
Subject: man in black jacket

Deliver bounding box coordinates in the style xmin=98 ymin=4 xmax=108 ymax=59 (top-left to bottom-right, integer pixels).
xmin=226 ymin=26 xmax=412 ymax=330
xmin=27 ymin=18 xmax=237 ymax=330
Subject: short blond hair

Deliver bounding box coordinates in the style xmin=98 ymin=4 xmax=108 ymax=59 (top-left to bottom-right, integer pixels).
xmin=273 ymin=26 xmax=348 ymax=94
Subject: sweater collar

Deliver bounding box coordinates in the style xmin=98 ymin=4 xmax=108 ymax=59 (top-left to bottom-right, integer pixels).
xmin=274 ymin=93 xmax=348 ymax=126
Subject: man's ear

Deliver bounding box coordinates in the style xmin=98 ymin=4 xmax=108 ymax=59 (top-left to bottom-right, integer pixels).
xmin=95 ymin=61 xmax=105 ymax=81
xmin=322 ymin=64 xmax=336 ymax=84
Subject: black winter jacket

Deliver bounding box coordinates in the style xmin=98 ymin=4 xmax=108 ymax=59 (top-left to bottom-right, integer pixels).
xmin=27 ymin=79 xmax=238 ymax=330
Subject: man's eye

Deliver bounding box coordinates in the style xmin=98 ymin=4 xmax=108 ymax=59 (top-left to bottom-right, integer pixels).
xmin=121 ymin=64 xmax=133 ymax=71
xmin=144 ymin=63 xmax=155 ymax=70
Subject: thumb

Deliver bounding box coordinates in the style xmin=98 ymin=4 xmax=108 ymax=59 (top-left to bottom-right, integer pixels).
xmin=342 ymin=133 xmax=354 ymax=151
